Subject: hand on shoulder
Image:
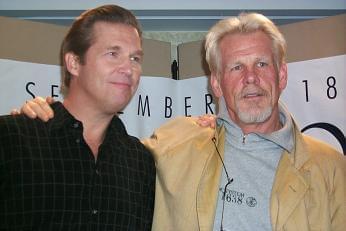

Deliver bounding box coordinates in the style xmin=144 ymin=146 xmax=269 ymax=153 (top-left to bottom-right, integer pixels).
xmin=10 ymin=96 xmax=55 ymax=122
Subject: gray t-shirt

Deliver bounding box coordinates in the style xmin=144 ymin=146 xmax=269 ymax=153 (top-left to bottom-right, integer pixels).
xmin=213 ymin=98 xmax=294 ymax=231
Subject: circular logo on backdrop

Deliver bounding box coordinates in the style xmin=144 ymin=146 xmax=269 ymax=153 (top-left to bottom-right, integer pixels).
xmin=301 ymin=122 xmax=345 ymax=155
xmin=246 ymin=197 xmax=257 ymax=207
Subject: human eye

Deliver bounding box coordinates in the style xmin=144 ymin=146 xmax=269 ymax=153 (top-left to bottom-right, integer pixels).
xmin=130 ymin=55 xmax=143 ymax=64
xmin=257 ymin=61 xmax=268 ymax=67
xmin=107 ymin=51 xmax=119 ymax=58
xmin=105 ymin=50 xmax=120 ymax=60
xmin=230 ymin=64 xmax=242 ymax=71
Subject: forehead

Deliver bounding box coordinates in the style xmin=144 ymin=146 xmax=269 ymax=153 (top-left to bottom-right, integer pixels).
xmin=91 ymin=21 xmax=141 ymax=48
xmin=219 ymin=31 xmax=273 ymax=57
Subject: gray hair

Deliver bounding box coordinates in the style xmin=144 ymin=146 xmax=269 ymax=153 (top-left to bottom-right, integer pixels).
xmin=205 ymin=12 xmax=286 ymax=78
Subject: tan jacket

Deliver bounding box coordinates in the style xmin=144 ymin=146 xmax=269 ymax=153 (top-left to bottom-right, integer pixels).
xmin=142 ymin=117 xmax=345 ymax=231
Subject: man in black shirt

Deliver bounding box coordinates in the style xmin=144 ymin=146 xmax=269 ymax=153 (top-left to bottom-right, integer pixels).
xmin=0 ymin=5 xmax=155 ymax=230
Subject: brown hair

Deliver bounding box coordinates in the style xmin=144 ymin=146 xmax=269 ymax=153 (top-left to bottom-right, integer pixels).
xmin=60 ymin=4 xmax=142 ymax=95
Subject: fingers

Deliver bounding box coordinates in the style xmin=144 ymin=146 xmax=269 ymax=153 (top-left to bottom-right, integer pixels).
xmin=21 ymin=97 xmax=54 ymax=122
xmin=46 ymin=96 xmax=55 ymax=105
xmin=196 ymin=114 xmax=217 ymax=128
xmin=21 ymin=101 xmax=39 ymax=119
xmin=10 ymin=108 xmax=21 ymax=116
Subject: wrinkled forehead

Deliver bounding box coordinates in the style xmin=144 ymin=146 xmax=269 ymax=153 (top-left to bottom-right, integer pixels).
xmin=220 ymin=31 xmax=274 ymax=57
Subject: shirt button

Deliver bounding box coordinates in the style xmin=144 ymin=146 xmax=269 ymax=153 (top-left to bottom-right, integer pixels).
xmin=95 ymin=169 xmax=100 ymax=176
xmin=92 ymin=209 xmax=98 ymax=215
xmin=75 ymin=138 xmax=80 ymax=144
xmin=72 ymin=122 xmax=79 ymax=128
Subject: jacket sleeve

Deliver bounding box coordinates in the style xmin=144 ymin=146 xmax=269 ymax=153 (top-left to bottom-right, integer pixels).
xmin=329 ymin=150 xmax=345 ymax=231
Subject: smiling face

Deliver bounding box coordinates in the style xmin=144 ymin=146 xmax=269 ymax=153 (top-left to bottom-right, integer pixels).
xmin=211 ymin=31 xmax=287 ymax=134
xmin=66 ymin=21 xmax=143 ymax=115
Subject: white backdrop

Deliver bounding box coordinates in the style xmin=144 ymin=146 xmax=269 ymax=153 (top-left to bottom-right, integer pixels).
xmin=0 ymin=55 xmax=345 ymax=154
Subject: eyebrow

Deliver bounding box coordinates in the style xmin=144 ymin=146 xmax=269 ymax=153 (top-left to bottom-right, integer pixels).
xmin=106 ymin=46 xmax=121 ymax=51
xmin=133 ymin=50 xmax=144 ymax=57
xmin=106 ymin=46 xmax=143 ymax=57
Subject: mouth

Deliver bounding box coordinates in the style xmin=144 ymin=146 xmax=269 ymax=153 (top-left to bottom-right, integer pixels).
xmin=243 ymin=92 xmax=264 ymax=99
xmin=109 ymin=81 xmax=131 ymax=88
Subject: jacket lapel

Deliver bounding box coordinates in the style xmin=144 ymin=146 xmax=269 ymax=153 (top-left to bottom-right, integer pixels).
xmin=270 ymin=123 xmax=311 ymax=230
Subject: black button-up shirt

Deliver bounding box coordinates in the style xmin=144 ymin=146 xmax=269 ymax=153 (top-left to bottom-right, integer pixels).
xmin=0 ymin=102 xmax=156 ymax=230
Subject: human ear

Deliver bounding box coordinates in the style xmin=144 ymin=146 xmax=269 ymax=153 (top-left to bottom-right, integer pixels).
xmin=278 ymin=63 xmax=288 ymax=93
xmin=65 ymin=52 xmax=80 ymax=77
xmin=210 ymin=73 xmax=223 ymax=97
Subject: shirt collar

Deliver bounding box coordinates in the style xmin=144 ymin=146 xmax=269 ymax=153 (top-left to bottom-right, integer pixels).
xmin=48 ymin=101 xmax=79 ymax=132
xmin=48 ymin=102 xmax=128 ymax=139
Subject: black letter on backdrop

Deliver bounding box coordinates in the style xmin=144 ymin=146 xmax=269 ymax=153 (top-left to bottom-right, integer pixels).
xmin=138 ymin=95 xmax=151 ymax=117
xmin=51 ymin=85 xmax=59 ymax=98
xmin=165 ymin=97 xmax=172 ymax=118
xmin=205 ymin=94 xmax=214 ymax=114
xmin=185 ymin=97 xmax=191 ymax=117
xmin=26 ymin=82 xmax=36 ymax=98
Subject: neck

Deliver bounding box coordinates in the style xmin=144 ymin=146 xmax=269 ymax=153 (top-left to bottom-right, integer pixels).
xmin=63 ymin=97 xmax=114 ymax=157
xmin=240 ymin=119 xmax=282 ymax=135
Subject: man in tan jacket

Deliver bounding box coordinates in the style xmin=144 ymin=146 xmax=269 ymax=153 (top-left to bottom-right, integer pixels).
xmin=143 ymin=13 xmax=345 ymax=230
xmin=16 ymin=12 xmax=345 ymax=231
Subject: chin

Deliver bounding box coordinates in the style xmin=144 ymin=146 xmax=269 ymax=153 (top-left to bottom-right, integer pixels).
xmin=237 ymin=106 xmax=272 ymax=124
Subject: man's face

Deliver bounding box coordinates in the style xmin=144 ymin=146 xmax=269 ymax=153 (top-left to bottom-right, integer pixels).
xmin=69 ymin=22 xmax=143 ymax=115
xmin=211 ymin=31 xmax=287 ymax=133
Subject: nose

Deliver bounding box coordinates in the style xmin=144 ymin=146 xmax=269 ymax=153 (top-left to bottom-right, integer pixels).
xmin=118 ymin=58 xmax=132 ymax=76
xmin=242 ymin=67 xmax=259 ymax=85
